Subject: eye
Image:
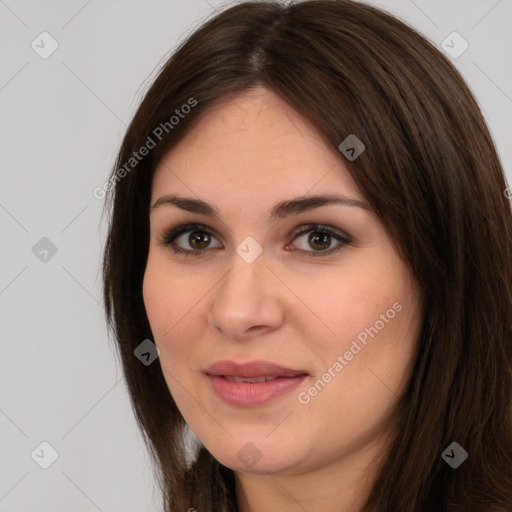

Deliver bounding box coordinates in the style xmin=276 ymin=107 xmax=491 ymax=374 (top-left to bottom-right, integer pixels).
xmin=157 ymin=223 xmax=222 ymax=257
xmin=157 ymin=222 xmax=351 ymax=258
xmin=287 ymin=224 xmax=351 ymax=257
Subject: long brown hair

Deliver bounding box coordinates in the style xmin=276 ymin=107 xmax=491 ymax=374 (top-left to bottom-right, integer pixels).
xmin=101 ymin=1 xmax=512 ymax=510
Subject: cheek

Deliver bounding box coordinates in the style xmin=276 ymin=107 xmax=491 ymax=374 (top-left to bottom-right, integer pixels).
xmin=143 ymin=256 xmax=200 ymax=338
xmin=142 ymin=265 xmax=196 ymax=405
xmin=318 ymin=273 xmax=421 ymax=402
xmin=297 ymin=260 xmax=422 ymax=412
xmin=292 ymin=263 xmax=402 ymax=358
xmin=142 ymin=264 xmax=170 ymax=337
xmin=142 ymin=258 xmax=208 ymax=374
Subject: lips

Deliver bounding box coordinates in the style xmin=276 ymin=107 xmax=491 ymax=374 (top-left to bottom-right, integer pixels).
xmin=205 ymin=360 xmax=309 ymax=407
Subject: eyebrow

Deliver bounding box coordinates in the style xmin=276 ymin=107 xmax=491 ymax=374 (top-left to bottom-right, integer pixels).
xmin=151 ymin=193 xmax=370 ymax=221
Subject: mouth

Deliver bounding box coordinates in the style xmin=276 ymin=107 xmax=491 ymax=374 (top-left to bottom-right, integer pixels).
xmin=205 ymin=360 xmax=309 ymax=407
xmin=222 ymin=375 xmax=285 ymax=383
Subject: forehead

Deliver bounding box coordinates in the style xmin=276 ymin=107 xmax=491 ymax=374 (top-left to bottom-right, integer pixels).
xmin=151 ymin=87 xmax=363 ymax=205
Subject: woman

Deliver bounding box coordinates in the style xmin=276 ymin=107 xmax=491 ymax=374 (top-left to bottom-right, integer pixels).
xmin=101 ymin=1 xmax=512 ymax=510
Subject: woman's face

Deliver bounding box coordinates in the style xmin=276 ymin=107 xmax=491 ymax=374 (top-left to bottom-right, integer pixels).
xmin=143 ymin=86 xmax=423 ymax=477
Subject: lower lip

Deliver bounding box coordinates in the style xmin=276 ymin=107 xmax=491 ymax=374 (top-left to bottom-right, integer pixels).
xmin=207 ymin=375 xmax=307 ymax=407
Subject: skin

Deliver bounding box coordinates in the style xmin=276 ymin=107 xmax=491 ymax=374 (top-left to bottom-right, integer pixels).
xmin=143 ymin=86 xmax=424 ymax=512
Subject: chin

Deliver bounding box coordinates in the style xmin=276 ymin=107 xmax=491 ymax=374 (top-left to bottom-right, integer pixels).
xmin=205 ymin=437 xmax=302 ymax=475
xmin=221 ymin=454 xmax=293 ymax=475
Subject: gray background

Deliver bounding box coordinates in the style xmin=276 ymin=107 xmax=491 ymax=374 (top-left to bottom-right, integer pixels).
xmin=1 ymin=0 xmax=511 ymax=510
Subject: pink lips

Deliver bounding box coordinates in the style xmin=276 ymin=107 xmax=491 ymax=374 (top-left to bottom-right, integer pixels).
xmin=205 ymin=360 xmax=308 ymax=407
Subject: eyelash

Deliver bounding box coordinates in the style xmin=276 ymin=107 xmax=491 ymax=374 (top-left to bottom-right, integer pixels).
xmin=157 ymin=222 xmax=352 ymax=258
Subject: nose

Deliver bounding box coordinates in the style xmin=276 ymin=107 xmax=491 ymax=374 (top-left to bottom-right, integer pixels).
xmin=208 ymin=250 xmax=284 ymax=340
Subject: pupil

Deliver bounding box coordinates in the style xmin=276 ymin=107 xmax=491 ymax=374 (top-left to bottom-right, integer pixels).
xmin=309 ymin=232 xmax=330 ymax=250
xmin=190 ymin=231 xmax=209 ymax=249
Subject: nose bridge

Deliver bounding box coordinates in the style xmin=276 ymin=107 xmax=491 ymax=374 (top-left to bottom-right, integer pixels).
xmin=218 ymin=244 xmax=268 ymax=301
xmin=209 ymin=243 xmax=283 ymax=336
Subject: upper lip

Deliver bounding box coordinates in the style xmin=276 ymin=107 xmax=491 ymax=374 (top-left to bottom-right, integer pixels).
xmin=206 ymin=360 xmax=308 ymax=378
